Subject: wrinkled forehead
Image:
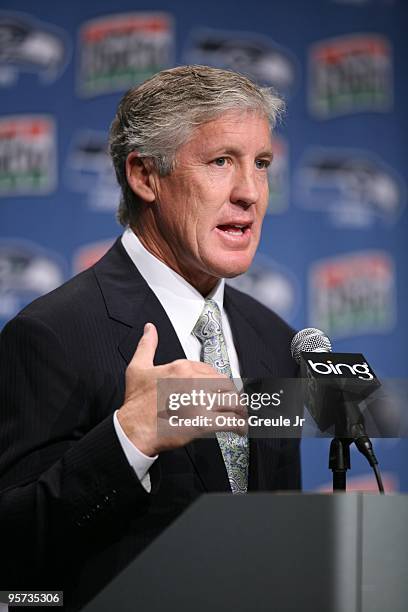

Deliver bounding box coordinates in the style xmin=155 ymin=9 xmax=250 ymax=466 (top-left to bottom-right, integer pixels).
xmin=175 ymin=110 xmax=273 ymax=156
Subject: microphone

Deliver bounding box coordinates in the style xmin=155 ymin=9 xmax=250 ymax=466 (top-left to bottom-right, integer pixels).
xmin=291 ymin=327 xmax=332 ymax=362
xmin=291 ymin=328 xmax=384 ymax=492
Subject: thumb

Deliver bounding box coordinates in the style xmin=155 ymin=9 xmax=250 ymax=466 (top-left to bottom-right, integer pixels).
xmin=131 ymin=322 xmax=158 ymax=369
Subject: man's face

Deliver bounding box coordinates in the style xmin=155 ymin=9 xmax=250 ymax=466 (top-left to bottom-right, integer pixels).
xmin=145 ymin=110 xmax=273 ymax=293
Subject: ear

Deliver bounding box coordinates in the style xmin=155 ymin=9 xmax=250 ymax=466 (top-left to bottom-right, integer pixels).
xmin=125 ymin=152 xmax=156 ymax=203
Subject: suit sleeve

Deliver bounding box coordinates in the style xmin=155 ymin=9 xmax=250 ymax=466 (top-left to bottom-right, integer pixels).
xmin=0 ymin=314 xmax=150 ymax=589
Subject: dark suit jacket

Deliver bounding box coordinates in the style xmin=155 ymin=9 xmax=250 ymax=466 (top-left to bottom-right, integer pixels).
xmin=0 ymin=238 xmax=300 ymax=610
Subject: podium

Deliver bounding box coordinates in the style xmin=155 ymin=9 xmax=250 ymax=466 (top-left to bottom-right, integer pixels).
xmin=83 ymin=493 xmax=408 ymax=612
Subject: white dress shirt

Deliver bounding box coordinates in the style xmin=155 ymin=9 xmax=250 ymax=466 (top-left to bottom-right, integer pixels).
xmin=113 ymin=228 xmax=242 ymax=491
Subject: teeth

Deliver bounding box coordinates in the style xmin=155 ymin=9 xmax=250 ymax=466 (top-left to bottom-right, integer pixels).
xmin=217 ymin=223 xmax=248 ymax=235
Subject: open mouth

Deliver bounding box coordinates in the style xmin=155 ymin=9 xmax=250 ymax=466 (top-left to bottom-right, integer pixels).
xmin=216 ymin=223 xmax=251 ymax=236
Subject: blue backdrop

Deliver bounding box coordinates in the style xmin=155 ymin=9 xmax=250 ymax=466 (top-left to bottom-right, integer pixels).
xmin=1 ymin=0 xmax=407 ymax=492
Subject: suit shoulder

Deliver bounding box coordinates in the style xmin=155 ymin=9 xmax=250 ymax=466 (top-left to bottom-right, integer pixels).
xmin=14 ymin=267 xmax=103 ymax=331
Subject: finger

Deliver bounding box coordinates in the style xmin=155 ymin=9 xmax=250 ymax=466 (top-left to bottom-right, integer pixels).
xmin=188 ymin=360 xmax=230 ymax=377
xmin=216 ymin=403 xmax=248 ymax=418
xmin=168 ymin=359 xmax=230 ymax=380
xmin=131 ymin=322 xmax=158 ymax=369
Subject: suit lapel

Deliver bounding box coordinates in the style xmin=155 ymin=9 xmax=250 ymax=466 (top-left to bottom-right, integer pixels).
xmin=224 ymin=285 xmax=277 ymax=379
xmin=117 ymin=290 xmax=185 ymax=367
xmin=92 ymin=238 xmax=184 ymax=366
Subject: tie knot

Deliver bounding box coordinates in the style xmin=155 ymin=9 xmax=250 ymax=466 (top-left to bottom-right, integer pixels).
xmin=192 ymin=299 xmax=223 ymax=342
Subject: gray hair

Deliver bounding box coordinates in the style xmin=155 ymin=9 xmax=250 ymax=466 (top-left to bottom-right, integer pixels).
xmin=109 ymin=65 xmax=285 ymax=226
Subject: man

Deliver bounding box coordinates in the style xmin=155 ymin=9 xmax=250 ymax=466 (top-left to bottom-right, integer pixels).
xmin=0 ymin=65 xmax=300 ymax=610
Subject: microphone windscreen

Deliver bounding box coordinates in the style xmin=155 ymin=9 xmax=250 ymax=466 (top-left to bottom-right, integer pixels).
xmin=291 ymin=327 xmax=332 ymax=363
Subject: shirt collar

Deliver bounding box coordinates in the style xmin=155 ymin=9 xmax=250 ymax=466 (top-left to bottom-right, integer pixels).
xmin=121 ymin=228 xmax=225 ymax=341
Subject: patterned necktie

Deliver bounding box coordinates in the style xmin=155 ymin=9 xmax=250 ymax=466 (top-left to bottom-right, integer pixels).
xmin=192 ymin=299 xmax=248 ymax=494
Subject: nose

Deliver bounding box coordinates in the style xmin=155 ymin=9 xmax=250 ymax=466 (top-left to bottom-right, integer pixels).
xmin=230 ymin=163 xmax=260 ymax=208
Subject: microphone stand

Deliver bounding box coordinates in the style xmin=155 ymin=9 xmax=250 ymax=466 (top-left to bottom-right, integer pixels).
xmin=329 ymin=437 xmax=351 ymax=491
xmin=325 ymin=389 xmax=353 ymax=492
xmin=329 ymin=392 xmax=360 ymax=491
xmin=328 ymin=392 xmax=383 ymax=493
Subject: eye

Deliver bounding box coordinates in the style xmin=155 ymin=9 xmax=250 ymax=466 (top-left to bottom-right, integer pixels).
xmin=213 ymin=157 xmax=227 ymax=167
xmin=255 ymin=159 xmax=271 ymax=170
